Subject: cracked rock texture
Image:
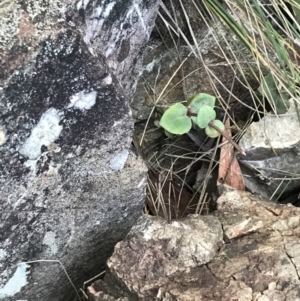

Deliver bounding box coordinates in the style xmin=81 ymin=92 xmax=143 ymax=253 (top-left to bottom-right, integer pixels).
xmin=89 ymin=186 xmax=300 ymax=301
xmin=0 ymin=0 xmax=159 ymax=300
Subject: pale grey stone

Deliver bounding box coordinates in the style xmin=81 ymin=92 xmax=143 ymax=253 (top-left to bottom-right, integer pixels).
xmin=238 ymin=100 xmax=300 ymax=200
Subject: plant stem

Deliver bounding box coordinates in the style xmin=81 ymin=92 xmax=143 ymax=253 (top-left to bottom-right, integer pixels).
xmin=187 ymin=109 xmax=246 ymax=155
xmin=208 ymin=121 xmax=246 ymax=156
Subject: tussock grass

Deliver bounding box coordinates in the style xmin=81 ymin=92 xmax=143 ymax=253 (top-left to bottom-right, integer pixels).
xmin=200 ymin=0 xmax=300 ymax=113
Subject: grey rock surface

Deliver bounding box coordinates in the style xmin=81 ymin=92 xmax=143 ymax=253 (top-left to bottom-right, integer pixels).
xmin=90 ymin=186 xmax=300 ymax=301
xmin=0 ymin=0 xmax=159 ymax=300
xmin=238 ymin=100 xmax=300 ymax=200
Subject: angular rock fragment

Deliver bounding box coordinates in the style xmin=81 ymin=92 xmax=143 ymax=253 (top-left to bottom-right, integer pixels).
xmin=238 ymin=100 xmax=300 ymax=201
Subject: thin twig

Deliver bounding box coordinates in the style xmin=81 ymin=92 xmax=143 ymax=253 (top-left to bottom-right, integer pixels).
xmin=187 ymin=109 xmax=246 ymax=155
xmin=22 ymin=259 xmax=81 ymax=301
xmin=207 ymin=121 xmax=246 ymax=155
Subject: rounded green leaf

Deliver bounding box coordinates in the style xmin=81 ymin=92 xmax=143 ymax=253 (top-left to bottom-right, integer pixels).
xmin=197 ymin=105 xmax=216 ymax=128
xmin=205 ymin=119 xmax=225 ymax=138
xmin=188 ymin=93 xmax=216 ymax=114
xmin=159 ymin=103 xmax=192 ymax=135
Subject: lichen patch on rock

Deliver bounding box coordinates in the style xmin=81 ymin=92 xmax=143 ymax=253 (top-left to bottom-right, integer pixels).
xmin=18 ymin=108 xmax=63 ymax=160
xmin=0 ymin=125 xmax=6 ymax=146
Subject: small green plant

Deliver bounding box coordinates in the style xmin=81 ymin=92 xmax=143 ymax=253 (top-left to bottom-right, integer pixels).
xmin=160 ymin=93 xmax=245 ymax=155
xmin=160 ymin=93 xmax=224 ymax=137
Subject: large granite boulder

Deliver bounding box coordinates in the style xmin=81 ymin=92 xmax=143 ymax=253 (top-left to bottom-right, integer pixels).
xmin=0 ymin=0 xmax=159 ymax=300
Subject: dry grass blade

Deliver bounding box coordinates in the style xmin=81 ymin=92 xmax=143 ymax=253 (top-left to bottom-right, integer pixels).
xmin=204 ymin=0 xmax=300 ymax=104
xmin=146 ymin=165 xmax=207 ymax=220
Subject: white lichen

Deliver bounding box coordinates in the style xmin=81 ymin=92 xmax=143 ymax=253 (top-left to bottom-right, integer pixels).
xmin=19 ymin=108 xmax=63 ymax=160
xmin=43 ymin=231 xmax=58 ymax=255
xmin=103 ymin=75 xmax=112 ymax=85
xmin=0 ymin=125 xmax=7 ymax=146
xmin=68 ymin=90 xmax=97 ymax=110
xmin=0 ymin=263 xmax=30 ymax=299
xmin=110 ymin=149 xmax=129 ymax=171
